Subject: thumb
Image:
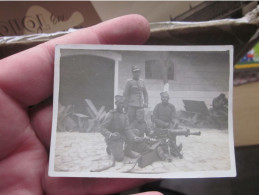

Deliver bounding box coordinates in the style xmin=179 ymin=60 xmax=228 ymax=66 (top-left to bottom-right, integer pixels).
xmin=132 ymin=192 xmax=164 ymax=195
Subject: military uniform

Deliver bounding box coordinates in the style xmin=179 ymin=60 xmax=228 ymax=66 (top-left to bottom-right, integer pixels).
xmin=152 ymin=95 xmax=181 ymax=159
xmin=212 ymin=94 xmax=228 ymax=116
xmin=101 ymin=109 xmax=129 ymax=162
xmin=211 ymin=93 xmax=228 ymax=129
xmin=125 ymin=120 xmax=151 ymax=153
xmin=124 ymin=79 xmax=148 ymax=123
xmin=153 ymin=102 xmax=176 ymax=129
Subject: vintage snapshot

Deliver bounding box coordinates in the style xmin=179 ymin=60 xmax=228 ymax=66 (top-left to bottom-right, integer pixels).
xmin=49 ymin=45 xmax=236 ymax=178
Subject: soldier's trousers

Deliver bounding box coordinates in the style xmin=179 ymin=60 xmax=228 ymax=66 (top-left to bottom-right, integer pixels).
xmin=106 ymin=139 xmax=124 ymax=162
xmin=127 ymin=141 xmax=150 ymax=154
xmin=127 ymin=106 xmax=142 ymax=123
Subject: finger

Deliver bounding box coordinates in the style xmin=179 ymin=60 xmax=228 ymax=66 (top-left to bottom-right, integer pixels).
xmin=29 ymin=98 xmax=53 ymax=150
xmin=0 ymin=89 xmax=29 ymax=159
xmin=0 ymin=14 xmax=150 ymax=106
xmin=0 ymin=127 xmax=47 ymax=194
xmin=133 ymin=192 xmax=164 ymax=195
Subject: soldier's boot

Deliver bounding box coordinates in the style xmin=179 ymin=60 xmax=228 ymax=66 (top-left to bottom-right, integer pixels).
xmin=106 ymin=147 xmax=111 ymax=155
xmin=176 ymin=143 xmax=183 ymax=159
xmin=124 ymin=148 xmax=140 ymax=159
xmin=110 ymin=141 xmax=125 ymax=162
xmin=114 ymin=153 xmax=124 ymax=162
xmin=156 ymin=146 xmax=167 ymax=161
xmin=177 ymin=143 xmax=183 ymax=152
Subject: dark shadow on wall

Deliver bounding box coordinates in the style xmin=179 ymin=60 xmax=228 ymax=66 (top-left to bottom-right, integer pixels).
xmin=59 ymin=54 xmax=115 ymax=115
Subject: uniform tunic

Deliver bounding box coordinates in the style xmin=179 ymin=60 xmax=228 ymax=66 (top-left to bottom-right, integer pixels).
xmin=101 ymin=109 xmax=129 ymax=137
xmin=127 ymin=120 xmax=150 ymax=138
xmin=153 ymin=102 xmax=176 ymax=129
xmin=125 ymin=120 xmax=151 ymax=153
xmin=124 ymin=79 xmax=148 ymax=107
xmin=100 ymin=109 xmax=129 ymax=161
xmin=212 ymin=96 xmax=228 ymax=113
xmin=153 ymin=102 xmax=180 ymax=156
xmin=124 ymin=79 xmax=148 ymax=123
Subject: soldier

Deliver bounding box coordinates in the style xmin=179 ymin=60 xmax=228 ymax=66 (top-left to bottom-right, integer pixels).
xmin=152 ymin=91 xmax=181 ymax=159
xmin=124 ymin=65 xmax=148 ymax=123
xmin=100 ymin=95 xmax=129 ymax=162
xmin=212 ymin=93 xmax=228 ymax=116
xmin=125 ymin=108 xmax=153 ymax=154
xmin=211 ymin=93 xmax=228 ymax=129
xmin=125 ymin=108 xmax=167 ymax=162
xmin=153 ymin=91 xmax=177 ymax=129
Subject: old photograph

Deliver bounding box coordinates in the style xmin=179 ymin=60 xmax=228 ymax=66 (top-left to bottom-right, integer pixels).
xmin=49 ymin=45 xmax=236 ymax=178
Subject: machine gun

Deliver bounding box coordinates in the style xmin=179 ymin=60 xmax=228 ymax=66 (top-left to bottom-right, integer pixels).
xmin=166 ymin=129 xmax=201 ymax=137
xmin=151 ymin=128 xmax=201 ymax=160
xmin=123 ymin=129 xmax=201 ymax=171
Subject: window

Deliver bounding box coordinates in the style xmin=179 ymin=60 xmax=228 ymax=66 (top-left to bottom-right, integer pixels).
xmin=145 ymin=59 xmax=174 ymax=81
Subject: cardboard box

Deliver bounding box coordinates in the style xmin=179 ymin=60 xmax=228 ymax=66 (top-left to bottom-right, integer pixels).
xmin=0 ymin=1 xmax=101 ymax=36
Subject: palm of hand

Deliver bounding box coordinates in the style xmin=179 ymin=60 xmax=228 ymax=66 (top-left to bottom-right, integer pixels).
xmin=0 ymin=15 xmax=153 ymax=195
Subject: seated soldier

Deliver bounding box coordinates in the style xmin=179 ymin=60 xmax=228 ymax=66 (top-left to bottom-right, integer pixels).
xmin=125 ymin=108 xmax=168 ymax=161
xmin=212 ymin=93 xmax=228 ymax=116
xmin=211 ymin=93 xmax=228 ymax=129
xmin=152 ymin=91 xmax=182 ymax=159
xmin=100 ymin=95 xmax=129 ymax=162
xmin=125 ymin=109 xmax=153 ymax=154
xmin=153 ymin=91 xmax=177 ymax=130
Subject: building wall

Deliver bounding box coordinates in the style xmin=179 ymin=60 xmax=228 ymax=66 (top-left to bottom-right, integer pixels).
xmin=117 ymin=50 xmax=230 ymax=110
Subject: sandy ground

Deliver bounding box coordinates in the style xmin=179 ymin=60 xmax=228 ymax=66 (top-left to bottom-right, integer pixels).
xmin=54 ymin=129 xmax=231 ymax=174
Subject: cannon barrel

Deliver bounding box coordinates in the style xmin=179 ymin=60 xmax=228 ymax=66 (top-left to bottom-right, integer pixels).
xmin=166 ymin=129 xmax=201 ymax=137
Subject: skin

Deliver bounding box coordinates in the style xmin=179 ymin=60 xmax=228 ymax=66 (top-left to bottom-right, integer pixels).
xmin=132 ymin=70 xmax=141 ymax=80
xmin=116 ymin=100 xmax=125 ymax=113
xmin=161 ymin=95 xmax=170 ymax=104
xmin=0 ymin=14 xmax=162 ymax=195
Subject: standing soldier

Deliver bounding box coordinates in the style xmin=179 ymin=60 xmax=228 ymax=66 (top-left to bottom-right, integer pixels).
xmin=124 ymin=65 xmax=148 ymax=123
xmin=100 ymin=95 xmax=129 ymax=162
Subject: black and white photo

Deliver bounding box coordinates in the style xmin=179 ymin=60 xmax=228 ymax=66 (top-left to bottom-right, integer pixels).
xmin=49 ymin=45 xmax=236 ymax=178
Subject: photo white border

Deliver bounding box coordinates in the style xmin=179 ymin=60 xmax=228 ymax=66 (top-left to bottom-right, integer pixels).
xmin=49 ymin=44 xmax=236 ymax=178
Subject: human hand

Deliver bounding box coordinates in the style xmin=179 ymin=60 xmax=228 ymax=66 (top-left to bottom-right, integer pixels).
xmin=134 ymin=137 xmax=145 ymax=142
xmin=144 ymin=103 xmax=148 ymax=108
xmin=0 ymin=14 xmax=156 ymax=195
xmin=163 ymin=122 xmax=170 ymax=129
xmin=110 ymin=132 xmax=122 ymax=141
xmin=144 ymin=137 xmax=157 ymax=144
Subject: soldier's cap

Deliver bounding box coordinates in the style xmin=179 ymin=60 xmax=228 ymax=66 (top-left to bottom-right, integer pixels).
xmin=115 ymin=95 xmax=125 ymax=103
xmin=131 ymin=65 xmax=140 ymax=72
xmin=160 ymin=91 xmax=169 ymax=97
xmin=219 ymin=93 xmax=225 ymax=98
